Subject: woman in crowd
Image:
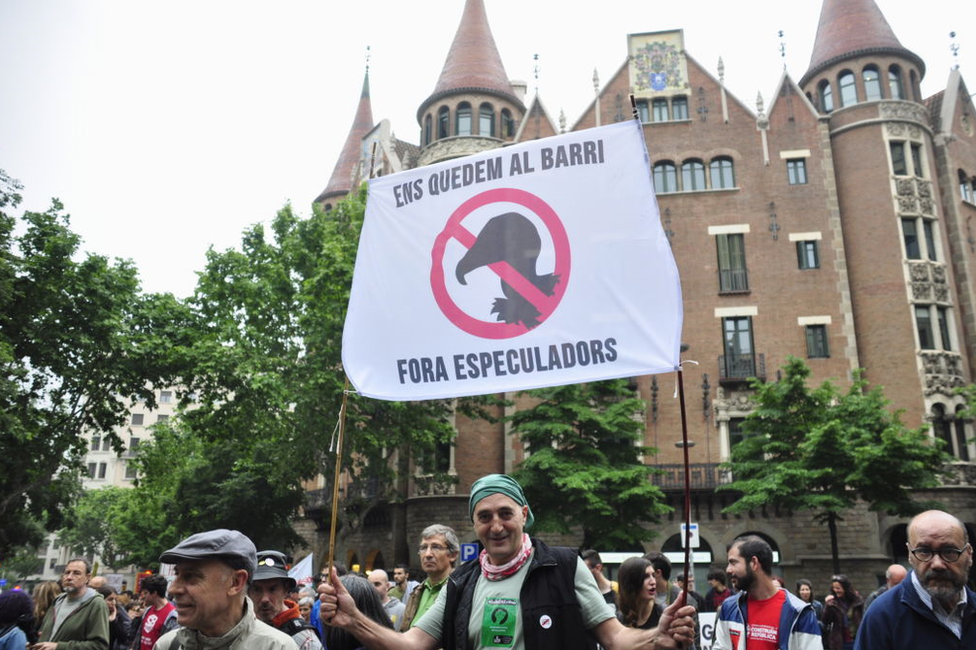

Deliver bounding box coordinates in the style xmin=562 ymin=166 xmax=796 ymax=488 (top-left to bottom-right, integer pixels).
xmin=324 ymin=575 xmax=396 ymax=650
xmin=29 ymin=582 xmax=59 ymax=638
xmin=616 ymin=556 xmax=662 ymax=630
xmin=822 ymin=574 xmax=864 ymax=650
xmin=796 ymin=579 xmax=824 ymax=620
xmin=298 ymin=596 xmax=314 ymax=621
xmin=95 ymin=585 xmax=131 ymax=650
xmin=0 ymin=590 xmax=34 ymax=650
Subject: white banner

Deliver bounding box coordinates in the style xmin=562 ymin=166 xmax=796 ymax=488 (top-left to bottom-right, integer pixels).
xmin=288 ymin=553 xmax=313 ymax=586
xmin=342 ymin=120 xmax=683 ymax=401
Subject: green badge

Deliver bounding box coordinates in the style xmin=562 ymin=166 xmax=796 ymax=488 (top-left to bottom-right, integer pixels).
xmin=481 ymin=597 xmax=518 ymax=647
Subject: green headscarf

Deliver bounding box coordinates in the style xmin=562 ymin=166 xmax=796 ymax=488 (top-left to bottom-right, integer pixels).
xmin=468 ymin=474 xmax=534 ymax=530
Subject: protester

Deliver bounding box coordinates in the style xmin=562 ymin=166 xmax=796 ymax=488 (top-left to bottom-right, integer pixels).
xmin=153 ymin=529 xmax=294 ymax=650
xmin=616 ymin=557 xmax=662 ymax=630
xmin=582 ymin=550 xmax=619 ymax=611
xmin=821 ymin=574 xmax=863 ymax=650
xmin=320 ymin=472 xmax=696 ymax=650
xmin=36 ymin=558 xmax=109 ymax=650
xmin=0 ymin=590 xmax=34 ymax=650
xmin=30 ymin=583 xmax=60 ymax=639
xmin=251 ymin=550 xmax=322 ymax=650
xmin=701 ymin=570 xmax=732 ymax=613
xmin=297 ymin=598 xmax=313 ymax=622
xmin=324 ymin=576 xmax=396 ymax=650
xmin=862 ymin=565 xmax=907 ymax=611
xmin=854 ymin=510 xmax=975 ymax=649
xmin=714 ymin=535 xmax=821 ymax=650
xmin=795 ymin=579 xmax=824 ymax=621
xmin=389 ymin=565 xmax=419 ymax=606
xmin=94 ymin=586 xmax=131 ymax=650
xmin=401 ymin=524 xmax=460 ymax=630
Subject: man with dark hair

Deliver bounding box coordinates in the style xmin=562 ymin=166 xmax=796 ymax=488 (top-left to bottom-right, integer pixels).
xmin=251 ymin=550 xmax=323 ymax=650
xmin=702 ymin=570 xmax=732 ymax=613
xmin=389 ymin=565 xmax=419 ymax=605
xmin=401 ymin=524 xmax=460 ymax=630
xmin=36 ymin=558 xmax=110 ymax=650
xmin=135 ymin=575 xmax=177 ymax=650
xmin=320 ymin=473 xmax=696 ymax=650
xmin=714 ymin=536 xmax=821 ymax=650
xmin=581 ymin=550 xmax=617 ymax=610
xmin=854 ymin=510 xmax=975 ymax=649
xmin=152 ymin=529 xmax=293 ymax=650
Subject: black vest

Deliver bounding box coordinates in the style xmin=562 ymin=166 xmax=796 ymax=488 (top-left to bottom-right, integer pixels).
xmin=442 ymin=538 xmax=597 ymax=650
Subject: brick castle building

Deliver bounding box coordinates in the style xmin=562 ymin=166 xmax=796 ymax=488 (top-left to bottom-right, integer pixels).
xmin=302 ymin=0 xmax=976 ymax=592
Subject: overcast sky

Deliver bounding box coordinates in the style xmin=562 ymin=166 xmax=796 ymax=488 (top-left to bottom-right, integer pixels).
xmin=1 ymin=0 xmax=972 ymax=298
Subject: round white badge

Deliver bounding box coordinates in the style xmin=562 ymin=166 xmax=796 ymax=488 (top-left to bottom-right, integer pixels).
xmin=539 ymin=615 xmax=552 ymax=629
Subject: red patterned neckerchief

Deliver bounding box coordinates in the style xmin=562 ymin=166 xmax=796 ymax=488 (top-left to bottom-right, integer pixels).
xmin=479 ymin=533 xmax=532 ymax=581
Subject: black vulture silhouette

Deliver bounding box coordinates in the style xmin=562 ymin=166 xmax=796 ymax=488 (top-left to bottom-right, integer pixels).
xmin=455 ymin=211 xmax=559 ymax=329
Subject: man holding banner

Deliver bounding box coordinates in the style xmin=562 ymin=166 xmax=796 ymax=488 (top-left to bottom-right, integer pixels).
xmin=320 ymin=474 xmax=695 ymax=650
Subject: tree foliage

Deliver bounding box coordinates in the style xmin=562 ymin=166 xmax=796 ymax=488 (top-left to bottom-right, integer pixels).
xmin=510 ymin=379 xmax=669 ymax=549
xmin=718 ymin=356 xmax=950 ymax=573
xmin=0 ymin=169 xmax=190 ymax=556
xmin=75 ymin=187 xmax=462 ymax=564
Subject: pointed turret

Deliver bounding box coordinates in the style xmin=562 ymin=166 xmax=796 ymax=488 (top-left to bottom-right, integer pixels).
xmin=315 ymin=71 xmax=374 ymax=207
xmin=800 ymin=0 xmax=924 ymax=87
xmin=417 ymin=0 xmax=522 ymax=123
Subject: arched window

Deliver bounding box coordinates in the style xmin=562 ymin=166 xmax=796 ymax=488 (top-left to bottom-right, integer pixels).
xmin=954 ymin=405 xmax=971 ymax=462
xmin=456 ymin=102 xmax=472 ymax=136
xmin=710 ymin=157 xmax=735 ymax=189
xmin=653 ymin=161 xmax=677 ymax=193
xmin=682 ymin=159 xmax=706 ymax=191
xmin=818 ymin=80 xmax=834 ymax=113
xmin=437 ymin=106 xmax=449 ymax=139
xmin=838 ymin=71 xmax=858 ymax=107
xmin=501 ymin=108 xmax=515 ymax=138
xmin=863 ymin=66 xmax=882 ymax=101
xmin=423 ymin=114 xmax=432 ymax=146
xmin=931 ymin=404 xmax=955 ymax=457
xmin=889 ymin=66 xmax=905 ymax=100
xmin=961 ymin=170 xmax=973 ymax=202
xmin=479 ymin=103 xmax=495 ymax=137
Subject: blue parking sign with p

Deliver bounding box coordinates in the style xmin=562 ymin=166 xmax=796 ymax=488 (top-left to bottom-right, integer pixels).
xmin=461 ymin=542 xmax=479 ymax=562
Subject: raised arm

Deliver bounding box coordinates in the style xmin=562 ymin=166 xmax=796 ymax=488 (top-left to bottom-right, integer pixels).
xmin=319 ymin=568 xmax=439 ymax=650
xmin=593 ymin=593 xmax=696 ymax=650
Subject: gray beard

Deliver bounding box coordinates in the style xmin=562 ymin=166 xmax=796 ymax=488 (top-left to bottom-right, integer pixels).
xmin=921 ymin=568 xmax=966 ymax=609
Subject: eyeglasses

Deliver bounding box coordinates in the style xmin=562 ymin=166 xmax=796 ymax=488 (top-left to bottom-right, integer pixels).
xmin=418 ymin=543 xmax=449 ymax=554
xmin=908 ymin=543 xmax=972 ymax=563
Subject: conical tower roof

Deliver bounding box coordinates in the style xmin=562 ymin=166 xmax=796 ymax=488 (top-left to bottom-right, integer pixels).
xmin=417 ymin=0 xmax=522 ymax=122
xmin=316 ymin=71 xmax=374 ymax=204
xmin=800 ymin=0 xmax=924 ymax=87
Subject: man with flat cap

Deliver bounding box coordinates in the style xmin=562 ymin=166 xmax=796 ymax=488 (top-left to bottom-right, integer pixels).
xmin=152 ymin=529 xmax=294 ymax=650
xmin=320 ymin=473 xmax=696 ymax=650
xmin=250 ymin=551 xmax=323 ymax=650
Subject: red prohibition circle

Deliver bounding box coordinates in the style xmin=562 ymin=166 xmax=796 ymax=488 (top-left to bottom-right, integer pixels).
xmin=430 ymin=188 xmax=571 ymax=339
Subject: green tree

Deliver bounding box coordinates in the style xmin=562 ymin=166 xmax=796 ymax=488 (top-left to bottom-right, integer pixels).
xmin=510 ymin=379 xmax=669 ymax=549
xmin=718 ymin=356 xmax=949 ymax=574
xmin=112 ymin=188 xmax=459 ymax=560
xmin=0 ymin=170 xmax=191 ymax=556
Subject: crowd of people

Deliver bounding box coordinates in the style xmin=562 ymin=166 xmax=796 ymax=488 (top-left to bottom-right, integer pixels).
xmin=0 ymin=475 xmax=972 ymax=650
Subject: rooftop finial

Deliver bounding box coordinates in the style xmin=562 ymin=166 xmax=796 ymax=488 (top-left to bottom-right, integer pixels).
xmin=365 ymin=45 xmax=371 ymax=74
xmin=533 ymin=53 xmax=540 ymax=94
xmin=717 ymin=57 xmax=725 ymax=84
xmin=950 ymin=31 xmax=960 ymax=70
xmin=778 ymin=30 xmax=787 ymax=69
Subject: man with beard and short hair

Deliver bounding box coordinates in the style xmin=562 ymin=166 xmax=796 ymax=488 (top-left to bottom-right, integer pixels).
xmin=250 ymin=551 xmax=323 ymax=650
xmin=135 ymin=575 xmax=178 ymax=650
xmin=713 ymin=536 xmax=821 ymax=650
xmin=854 ymin=510 xmax=976 ymax=649
xmin=389 ymin=566 xmax=419 ymax=606
xmin=36 ymin=558 xmax=110 ymax=650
